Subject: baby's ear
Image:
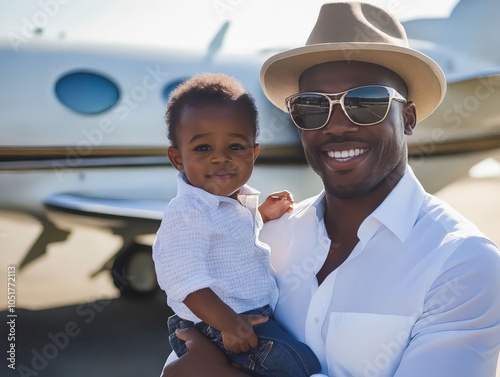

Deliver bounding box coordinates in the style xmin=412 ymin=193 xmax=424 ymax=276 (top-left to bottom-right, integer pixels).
xmin=167 ymin=147 xmax=183 ymax=171
xmin=253 ymin=143 xmax=260 ymax=161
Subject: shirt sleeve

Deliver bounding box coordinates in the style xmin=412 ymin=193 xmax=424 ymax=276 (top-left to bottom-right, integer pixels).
xmin=152 ymin=205 xmax=216 ymax=303
xmin=394 ymin=237 xmax=500 ymax=377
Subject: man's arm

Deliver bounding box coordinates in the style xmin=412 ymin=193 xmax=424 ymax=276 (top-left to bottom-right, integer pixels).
xmin=161 ymin=328 xmax=251 ymax=377
xmin=162 ymin=329 xmax=329 ymax=377
xmin=394 ymin=238 xmax=500 ymax=376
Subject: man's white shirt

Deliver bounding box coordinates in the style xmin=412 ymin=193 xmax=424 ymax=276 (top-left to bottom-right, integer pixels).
xmin=260 ymin=167 xmax=500 ymax=377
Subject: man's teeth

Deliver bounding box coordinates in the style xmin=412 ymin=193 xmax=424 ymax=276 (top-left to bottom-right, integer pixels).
xmin=327 ymin=149 xmax=366 ymax=160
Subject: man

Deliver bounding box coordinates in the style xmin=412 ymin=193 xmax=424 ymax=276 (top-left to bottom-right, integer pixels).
xmin=162 ymin=2 xmax=500 ymax=376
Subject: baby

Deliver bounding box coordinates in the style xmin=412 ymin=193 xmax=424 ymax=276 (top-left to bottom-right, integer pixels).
xmin=153 ymin=73 xmax=320 ymax=376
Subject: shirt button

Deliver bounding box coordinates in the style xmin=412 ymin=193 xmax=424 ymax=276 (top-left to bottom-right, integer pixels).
xmin=313 ymin=317 xmax=320 ymax=324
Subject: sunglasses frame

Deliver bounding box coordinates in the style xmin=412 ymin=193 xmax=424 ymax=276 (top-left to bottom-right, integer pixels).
xmin=285 ymin=85 xmax=407 ymax=130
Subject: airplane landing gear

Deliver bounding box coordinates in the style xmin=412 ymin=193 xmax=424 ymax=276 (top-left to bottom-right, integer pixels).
xmin=111 ymin=242 xmax=159 ymax=298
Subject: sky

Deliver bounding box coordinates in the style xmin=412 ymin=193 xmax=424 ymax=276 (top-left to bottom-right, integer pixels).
xmin=0 ymin=0 xmax=460 ymax=54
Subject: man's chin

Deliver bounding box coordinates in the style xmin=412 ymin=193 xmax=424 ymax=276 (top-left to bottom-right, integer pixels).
xmin=324 ymin=182 xmax=370 ymax=200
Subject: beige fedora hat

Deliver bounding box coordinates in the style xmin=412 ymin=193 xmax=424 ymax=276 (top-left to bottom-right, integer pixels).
xmin=260 ymin=1 xmax=446 ymax=122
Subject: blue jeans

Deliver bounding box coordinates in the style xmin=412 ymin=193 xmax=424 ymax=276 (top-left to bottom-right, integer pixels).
xmin=168 ymin=305 xmax=321 ymax=377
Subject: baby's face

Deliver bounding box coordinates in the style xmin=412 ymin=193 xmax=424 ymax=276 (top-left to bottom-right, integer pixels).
xmin=168 ymin=103 xmax=259 ymax=198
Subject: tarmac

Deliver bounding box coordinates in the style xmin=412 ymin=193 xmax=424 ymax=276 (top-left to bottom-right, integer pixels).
xmin=0 ymin=218 xmax=173 ymax=377
xmin=1 ymin=176 xmax=499 ymax=377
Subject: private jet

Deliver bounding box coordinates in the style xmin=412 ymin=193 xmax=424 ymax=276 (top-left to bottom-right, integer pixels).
xmin=1 ymin=0 xmax=499 ymax=296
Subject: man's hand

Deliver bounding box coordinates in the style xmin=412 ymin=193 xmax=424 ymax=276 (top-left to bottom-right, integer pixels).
xmin=259 ymin=190 xmax=294 ymax=223
xmin=161 ymin=327 xmax=250 ymax=377
xmin=221 ymin=314 xmax=268 ymax=353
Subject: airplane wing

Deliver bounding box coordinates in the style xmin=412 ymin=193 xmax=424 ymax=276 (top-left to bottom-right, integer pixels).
xmin=405 ymin=69 xmax=500 ymax=193
xmin=44 ymin=193 xmax=167 ymax=221
xmin=16 ymin=194 xmax=169 ymax=296
xmin=19 ymin=194 xmax=166 ymax=271
xmin=410 ymin=69 xmax=500 ymax=154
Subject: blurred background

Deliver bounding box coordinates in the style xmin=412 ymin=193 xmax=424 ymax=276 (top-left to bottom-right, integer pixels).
xmin=1 ymin=0 xmax=499 ymax=376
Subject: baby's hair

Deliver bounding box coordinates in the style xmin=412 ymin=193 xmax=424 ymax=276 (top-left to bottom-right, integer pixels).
xmin=165 ymin=73 xmax=259 ymax=146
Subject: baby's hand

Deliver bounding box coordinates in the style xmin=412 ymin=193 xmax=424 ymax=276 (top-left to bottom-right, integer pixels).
xmin=258 ymin=190 xmax=294 ymax=223
xmin=221 ymin=314 xmax=267 ymax=354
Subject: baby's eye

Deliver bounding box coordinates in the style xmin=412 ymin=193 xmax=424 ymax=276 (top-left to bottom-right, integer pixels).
xmin=193 ymin=144 xmax=210 ymax=152
xmin=229 ymin=144 xmax=245 ymax=151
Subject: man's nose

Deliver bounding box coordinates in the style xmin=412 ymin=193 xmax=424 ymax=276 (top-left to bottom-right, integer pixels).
xmin=322 ymin=104 xmax=359 ymax=134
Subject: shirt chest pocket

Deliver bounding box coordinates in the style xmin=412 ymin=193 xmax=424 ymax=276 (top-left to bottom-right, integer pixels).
xmin=325 ymin=312 xmax=413 ymax=377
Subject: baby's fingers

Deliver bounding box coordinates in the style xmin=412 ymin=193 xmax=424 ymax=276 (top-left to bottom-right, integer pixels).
xmin=270 ymin=190 xmax=294 ymax=203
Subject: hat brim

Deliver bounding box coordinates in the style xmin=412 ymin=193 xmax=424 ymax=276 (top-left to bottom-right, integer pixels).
xmin=260 ymin=43 xmax=447 ymax=122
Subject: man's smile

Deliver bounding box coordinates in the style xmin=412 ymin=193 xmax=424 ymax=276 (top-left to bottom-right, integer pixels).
xmin=326 ymin=148 xmax=368 ymax=162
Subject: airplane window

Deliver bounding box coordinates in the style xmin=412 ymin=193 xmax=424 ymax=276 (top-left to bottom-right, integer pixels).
xmin=55 ymin=71 xmax=120 ymax=115
xmin=162 ymin=78 xmax=189 ymax=102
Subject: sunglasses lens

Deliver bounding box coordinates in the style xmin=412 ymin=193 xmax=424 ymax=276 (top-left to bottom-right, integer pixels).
xmin=344 ymin=86 xmax=391 ymax=125
xmin=288 ymin=86 xmax=395 ymax=130
xmin=288 ymin=93 xmax=330 ymax=130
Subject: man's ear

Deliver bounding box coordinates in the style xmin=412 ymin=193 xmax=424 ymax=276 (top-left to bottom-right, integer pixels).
xmin=167 ymin=146 xmax=183 ymax=171
xmin=403 ymin=102 xmax=417 ymax=136
xmin=253 ymin=143 xmax=260 ymax=162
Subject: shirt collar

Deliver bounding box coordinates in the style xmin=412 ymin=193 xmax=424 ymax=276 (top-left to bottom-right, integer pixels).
xmin=358 ymin=166 xmax=425 ymax=246
xmin=176 ymin=173 xmax=260 ymax=211
xmin=303 ymin=166 xmax=425 ymax=246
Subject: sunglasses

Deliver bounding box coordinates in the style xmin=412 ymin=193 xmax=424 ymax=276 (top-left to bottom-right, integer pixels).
xmin=285 ymin=85 xmax=407 ymax=130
